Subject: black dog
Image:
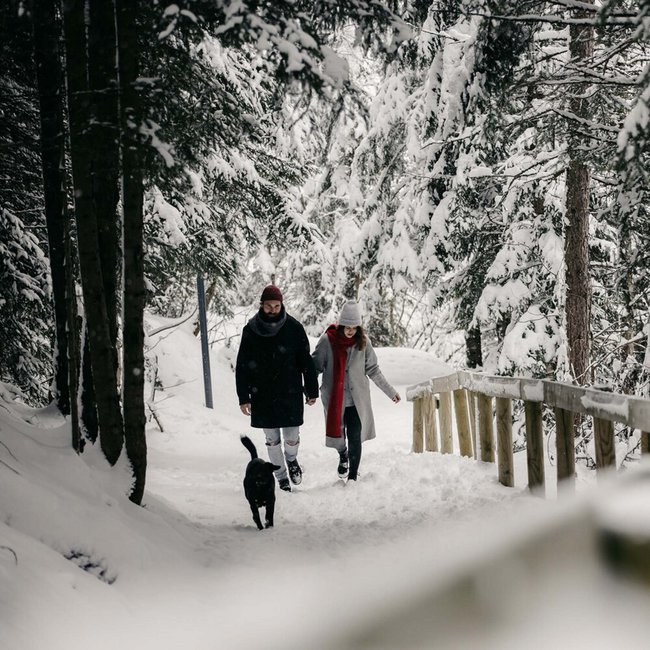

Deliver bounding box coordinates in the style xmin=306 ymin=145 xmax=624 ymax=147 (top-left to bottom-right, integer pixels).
xmin=241 ymin=435 xmax=281 ymax=530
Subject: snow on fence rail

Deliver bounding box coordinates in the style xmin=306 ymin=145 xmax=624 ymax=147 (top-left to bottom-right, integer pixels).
xmin=406 ymin=371 xmax=650 ymax=496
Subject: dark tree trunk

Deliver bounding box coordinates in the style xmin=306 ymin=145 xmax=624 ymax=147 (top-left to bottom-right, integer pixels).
xmin=496 ymin=312 xmax=511 ymax=345
xmin=88 ymin=0 xmax=121 ymax=355
xmin=465 ymin=325 xmax=482 ymax=369
xmin=116 ymin=0 xmax=147 ymax=504
xmin=62 ymin=0 xmax=124 ymax=464
xmin=564 ymin=5 xmax=594 ymax=386
xmin=81 ymin=329 xmax=99 ymax=443
xmin=32 ymin=0 xmax=70 ymax=415
xmin=565 ymin=159 xmax=591 ymax=384
xmin=65 ymin=223 xmax=81 ymax=451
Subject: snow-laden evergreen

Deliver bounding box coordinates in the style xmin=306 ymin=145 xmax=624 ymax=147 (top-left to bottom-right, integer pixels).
xmin=0 ymin=208 xmax=51 ymax=401
xmin=261 ymin=1 xmax=650 ymax=396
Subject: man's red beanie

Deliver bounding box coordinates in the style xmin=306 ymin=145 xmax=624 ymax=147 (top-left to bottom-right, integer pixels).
xmin=260 ymin=284 xmax=283 ymax=303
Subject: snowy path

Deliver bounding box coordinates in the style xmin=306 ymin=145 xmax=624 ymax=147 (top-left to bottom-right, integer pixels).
xmin=143 ymin=331 xmax=534 ymax=573
xmin=4 ymin=320 xmax=650 ymax=650
xmin=133 ymin=333 xmax=551 ymax=649
xmin=0 ymin=322 xmax=543 ymax=650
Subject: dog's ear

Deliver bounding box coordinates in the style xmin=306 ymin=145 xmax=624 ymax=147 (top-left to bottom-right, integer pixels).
xmin=266 ymin=463 xmax=281 ymax=472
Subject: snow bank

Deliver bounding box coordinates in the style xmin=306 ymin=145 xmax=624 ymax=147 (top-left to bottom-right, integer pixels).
xmin=2 ymin=314 xmax=650 ymax=649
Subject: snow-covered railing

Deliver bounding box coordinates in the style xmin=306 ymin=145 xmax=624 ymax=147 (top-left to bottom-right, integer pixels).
xmin=323 ymin=468 xmax=650 ymax=648
xmin=407 ymin=371 xmax=650 ymax=495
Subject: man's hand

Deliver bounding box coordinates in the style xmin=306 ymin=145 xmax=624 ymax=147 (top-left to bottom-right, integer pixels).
xmin=306 ymin=398 xmax=317 ymax=406
xmin=392 ymin=393 xmax=401 ymax=404
xmin=240 ymin=403 xmax=251 ymax=416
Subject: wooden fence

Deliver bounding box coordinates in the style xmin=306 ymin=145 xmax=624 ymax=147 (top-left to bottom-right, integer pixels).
xmin=407 ymin=371 xmax=650 ymax=495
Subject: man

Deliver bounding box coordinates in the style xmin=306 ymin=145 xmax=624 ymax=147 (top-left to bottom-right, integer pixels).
xmin=236 ymin=284 xmax=319 ymax=492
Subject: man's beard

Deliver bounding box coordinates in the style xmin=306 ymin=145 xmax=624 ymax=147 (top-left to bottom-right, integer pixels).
xmin=259 ymin=307 xmax=283 ymax=322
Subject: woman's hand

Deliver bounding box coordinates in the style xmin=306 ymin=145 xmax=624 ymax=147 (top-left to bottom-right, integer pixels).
xmin=392 ymin=393 xmax=401 ymax=403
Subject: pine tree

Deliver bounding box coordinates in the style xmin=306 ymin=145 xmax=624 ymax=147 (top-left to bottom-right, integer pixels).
xmin=32 ymin=0 xmax=79 ymax=435
xmin=0 ymin=209 xmax=51 ymax=399
xmin=0 ymin=2 xmax=53 ymax=402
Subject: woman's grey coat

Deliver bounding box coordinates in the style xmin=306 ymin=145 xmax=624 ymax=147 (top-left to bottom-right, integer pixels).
xmin=312 ymin=334 xmax=396 ymax=448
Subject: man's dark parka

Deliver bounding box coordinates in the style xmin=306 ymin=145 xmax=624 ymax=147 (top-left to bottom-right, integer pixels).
xmin=236 ymin=311 xmax=319 ymax=429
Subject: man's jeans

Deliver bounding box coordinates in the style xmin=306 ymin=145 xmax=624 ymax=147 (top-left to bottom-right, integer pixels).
xmin=263 ymin=427 xmax=300 ymax=480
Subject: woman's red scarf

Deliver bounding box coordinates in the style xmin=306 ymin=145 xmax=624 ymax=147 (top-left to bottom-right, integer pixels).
xmin=325 ymin=324 xmax=357 ymax=438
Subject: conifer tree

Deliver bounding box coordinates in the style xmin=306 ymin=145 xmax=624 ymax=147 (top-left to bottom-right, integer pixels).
xmin=0 ymin=2 xmax=53 ymax=402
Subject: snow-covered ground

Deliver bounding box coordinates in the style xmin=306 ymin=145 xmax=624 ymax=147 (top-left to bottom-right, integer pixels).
xmin=2 ymin=314 xmax=650 ymax=649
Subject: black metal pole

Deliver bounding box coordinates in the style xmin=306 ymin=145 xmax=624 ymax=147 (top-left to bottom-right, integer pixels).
xmin=197 ymin=275 xmax=213 ymax=409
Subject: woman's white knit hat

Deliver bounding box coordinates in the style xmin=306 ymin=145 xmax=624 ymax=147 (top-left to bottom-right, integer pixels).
xmin=338 ymin=301 xmax=362 ymax=327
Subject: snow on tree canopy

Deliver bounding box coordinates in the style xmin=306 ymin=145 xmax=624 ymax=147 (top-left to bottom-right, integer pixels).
xmin=149 ymin=189 xmax=187 ymax=247
xmin=499 ymin=304 xmax=560 ymax=375
xmin=618 ymin=85 xmax=650 ymax=160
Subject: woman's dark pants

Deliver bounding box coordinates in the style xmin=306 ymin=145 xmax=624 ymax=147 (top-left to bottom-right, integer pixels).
xmin=344 ymin=406 xmax=362 ymax=480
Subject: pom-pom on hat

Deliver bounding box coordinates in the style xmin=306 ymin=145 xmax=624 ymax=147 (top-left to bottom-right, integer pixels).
xmin=260 ymin=284 xmax=283 ymax=303
xmin=338 ymin=301 xmax=362 ymax=327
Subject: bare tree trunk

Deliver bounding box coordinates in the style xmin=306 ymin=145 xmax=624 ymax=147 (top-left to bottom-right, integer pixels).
xmin=465 ymin=325 xmax=482 ymax=369
xmin=565 ymin=161 xmax=591 ymax=383
xmin=62 ymin=0 xmax=124 ymax=464
xmin=32 ymin=0 xmax=70 ymax=415
xmin=496 ymin=312 xmax=511 ymax=346
xmin=116 ymin=0 xmax=147 ymax=504
xmin=88 ymin=0 xmax=121 ymax=356
xmin=81 ymin=329 xmax=99 ymax=442
xmin=65 ymin=223 xmax=81 ymax=451
xmin=564 ymin=2 xmax=594 ymax=385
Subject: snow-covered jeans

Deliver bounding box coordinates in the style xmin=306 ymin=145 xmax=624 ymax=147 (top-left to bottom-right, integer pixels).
xmin=263 ymin=427 xmax=300 ymax=480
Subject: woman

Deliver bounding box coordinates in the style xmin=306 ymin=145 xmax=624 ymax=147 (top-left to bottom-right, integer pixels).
xmin=312 ymin=301 xmax=401 ymax=482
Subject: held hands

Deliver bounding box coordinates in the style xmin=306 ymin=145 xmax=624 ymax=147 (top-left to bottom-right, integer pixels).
xmin=392 ymin=393 xmax=401 ymax=404
xmin=306 ymin=398 xmax=317 ymax=406
xmin=241 ymin=400 xmax=316 ymax=414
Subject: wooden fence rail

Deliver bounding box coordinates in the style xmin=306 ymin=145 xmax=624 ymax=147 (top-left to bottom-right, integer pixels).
xmin=407 ymin=371 xmax=650 ymax=494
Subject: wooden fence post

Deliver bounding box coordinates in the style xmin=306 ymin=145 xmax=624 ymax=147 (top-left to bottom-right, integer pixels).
xmin=496 ymin=397 xmax=514 ymax=487
xmin=477 ymin=394 xmax=495 ymax=463
xmin=468 ymin=391 xmax=478 ymax=459
xmin=423 ymin=393 xmax=438 ymax=452
xmin=453 ymin=389 xmax=473 ymax=458
xmin=554 ymin=407 xmax=575 ymax=492
xmin=524 ymin=401 xmax=545 ymax=496
xmin=642 ymin=431 xmax=649 ymax=455
xmin=412 ymin=397 xmax=424 ymax=453
xmin=593 ymin=417 xmax=616 ymax=476
xmin=439 ymin=392 xmax=454 ymax=454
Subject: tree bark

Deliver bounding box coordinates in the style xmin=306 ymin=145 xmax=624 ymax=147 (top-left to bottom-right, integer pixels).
xmin=564 ymin=1 xmax=594 ymax=385
xmin=565 ymin=159 xmax=591 ymax=384
xmin=465 ymin=325 xmax=482 ymax=369
xmin=496 ymin=311 xmax=511 ymax=345
xmin=65 ymin=225 xmax=81 ymax=451
xmin=32 ymin=0 xmax=70 ymax=415
xmin=116 ymin=0 xmax=147 ymax=504
xmin=81 ymin=329 xmax=99 ymax=443
xmin=88 ymin=0 xmax=121 ymax=355
xmin=62 ymin=0 xmax=124 ymax=464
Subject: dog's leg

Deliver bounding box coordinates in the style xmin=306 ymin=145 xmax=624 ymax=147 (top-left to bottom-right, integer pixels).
xmin=265 ymin=498 xmax=275 ymax=528
xmin=250 ymin=505 xmax=264 ymax=531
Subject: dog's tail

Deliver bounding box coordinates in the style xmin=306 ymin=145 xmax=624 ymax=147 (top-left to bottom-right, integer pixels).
xmin=240 ymin=434 xmax=258 ymax=460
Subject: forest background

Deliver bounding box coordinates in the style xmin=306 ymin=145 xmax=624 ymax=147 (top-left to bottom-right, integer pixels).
xmin=1 ymin=0 xmax=649 ymax=502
